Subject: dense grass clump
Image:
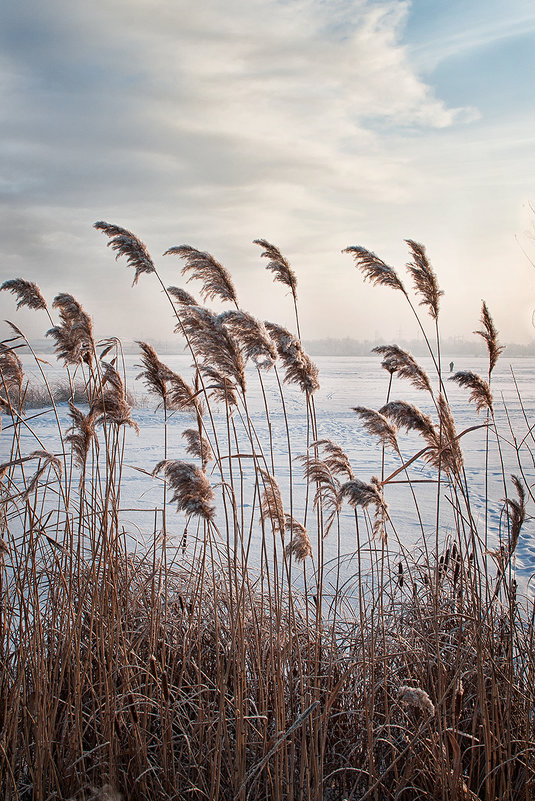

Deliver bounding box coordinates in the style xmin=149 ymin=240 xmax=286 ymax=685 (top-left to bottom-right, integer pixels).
xmin=0 ymin=226 xmax=534 ymax=800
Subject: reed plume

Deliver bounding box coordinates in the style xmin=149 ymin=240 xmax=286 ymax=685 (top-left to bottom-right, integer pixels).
xmin=254 ymin=239 xmax=297 ymax=299
xmin=219 ymin=310 xmax=277 ymax=369
xmin=373 ymin=344 xmax=433 ymax=394
xmin=136 ymin=342 xmax=177 ymax=406
xmin=167 ymin=286 xmax=198 ymax=307
xmin=1 ymin=279 xmax=47 ymax=311
xmin=338 ymin=476 xmax=388 ymax=540
xmin=449 ymin=371 xmax=493 ymax=414
xmin=0 ymin=343 xmax=24 ymax=398
xmin=47 ymin=293 xmax=94 ymax=365
xmin=405 ymin=239 xmax=443 ymax=320
xmin=300 ymin=453 xmax=342 ymax=536
xmin=265 ymin=322 xmax=319 ymax=395
xmin=24 ymin=450 xmax=63 ymax=497
xmin=180 ymin=306 xmax=245 ymax=392
xmin=505 ymin=475 xmax=525 ymax=556
xmin=352 ymin=407 xmax=399 ymax=451
xmin=379 ymin=398 xmax=461 ymax=473
xmin=379 ymin=400 xmax=437 ymax=444
xmin=91 ymin=391 xmax=139 ymax=432
xmin=198 ymin=365 xmax=237 ymax=408
xmin=167 ymin=373 xmax=201 ymax=413
xmin=66 ymin=404 xmax=95 ymax=469
xmin=91 ymin=363 xmax=138 ymax=431
xmin=437 ymin=393 xmax=463 ymax=473
xmin=94 ymin=222 xmax=156 ymax=285
xmin=259 ymin=469 xmax=285 ymax=536
xmin=182 ymin=428 xmax=212 ymax=465
xmin=475 ymin=301 xmax=504 ymax=375
xmin=398 ymin=686 xmax=435 ymax=716
xmin=153 ymin=460 xmax=215 ymax=521
xmin=338 ymin=475 xmax=384 ymax=511
xmin=312 ymin=439 xmax=354 ymax=480
xmin=343 ymin=246 xmax=405 ymax=292
xmin=285 ymin=517 xmax=313 ymax=561
xmin=164 ymin=246 xmax=238 ymax=305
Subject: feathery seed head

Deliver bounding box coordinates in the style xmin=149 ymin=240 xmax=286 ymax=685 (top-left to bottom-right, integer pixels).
xmin=449 ymin=371 xmax=493 ymax=414
xmin=0 ymin=344 xmax=24 ymax=398
xmin=343 ymin=246 xmax=405 ymax=293
xmin=66 ymin=404 xmax=95 ymax=469
xmin=182 ymin=428 xmax=213 ymax=465
xmin=47 ymin=294 xmax=94 ymax=365
xmin=136 ymin=342 xmax=177 ymax=404
xmin=167 ymin=286 xmax=198 ymax=307
xmin=405 ymin=239 xmax=443 ymax=320
xmin=285 ymin=517 xmax=313 ymax=561
xmin=373 ymin=345 xmax=433 ymax=394
xmin=94 ymin=222 xmax=156 ymax=285
xmin=475 ymin=301 xmax=504 ymax=375
xmin=219 ymin=310 xmax=277 ymax=369
xmin=164 ymin=245 xmax=238 ymax=305
xmin=1 ymin=279 xmax=47 ymax=311
xmin=398 ymin=685 xmax=435 ymax=716
xmin=259 ymin=469 xmax=285 ymax=535
xmin=254 ymin=239 xmax=297 ymax=298
xmin=153 ymin=459 xmax=215 ymax=520
xmin=265 ymin=322 xmax=319 ymax=395
xmin=352 ymin=407 xmax=399 ymax=451
xmin=180 ymin=306 xmax=246 ymax=392
xmin=504 ymin=475 xmax=526 ymax=556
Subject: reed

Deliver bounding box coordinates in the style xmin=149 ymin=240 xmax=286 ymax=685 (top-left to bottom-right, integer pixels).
xmin=0 ymin=228 xmax=533 ymax=801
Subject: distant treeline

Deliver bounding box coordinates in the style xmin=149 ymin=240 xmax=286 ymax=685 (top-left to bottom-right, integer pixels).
xmin=304 ymin=337 xmax=535 ymax=358
xmin=25 ymin=337 xmax=535 ymax=358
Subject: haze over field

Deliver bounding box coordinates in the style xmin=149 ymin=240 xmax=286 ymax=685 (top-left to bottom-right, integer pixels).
xmin=1 ymin=0 xmax=534 ymax=346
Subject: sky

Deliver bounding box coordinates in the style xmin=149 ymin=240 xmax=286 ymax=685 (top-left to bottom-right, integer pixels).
xmin=1 ymin=0 xmax=534 ymax=348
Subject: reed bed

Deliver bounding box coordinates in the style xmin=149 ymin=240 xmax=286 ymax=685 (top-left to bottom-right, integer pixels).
xmin=0 ymin=227 xmax=533 ymax=800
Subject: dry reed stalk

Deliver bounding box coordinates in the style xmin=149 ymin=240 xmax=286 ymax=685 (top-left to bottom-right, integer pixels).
xmin=0 ymin=279 xmax=47 ymax=311
xmin=164 ymin=245 xmax=238 ymax=305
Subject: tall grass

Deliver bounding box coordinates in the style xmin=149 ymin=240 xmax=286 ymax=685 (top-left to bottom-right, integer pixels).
xmin=0 ymin=228 xmax=533 ymax=800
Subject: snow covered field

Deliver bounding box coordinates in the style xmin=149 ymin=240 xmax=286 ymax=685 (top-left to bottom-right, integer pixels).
xmin=11 ymin=351 xmax=535 ymax=595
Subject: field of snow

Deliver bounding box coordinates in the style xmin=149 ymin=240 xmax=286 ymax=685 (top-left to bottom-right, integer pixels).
xmin=11 ymin=352 xmax=535 ymax=594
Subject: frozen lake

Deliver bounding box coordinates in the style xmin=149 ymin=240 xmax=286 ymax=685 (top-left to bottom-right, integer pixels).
xmin=9 ymin=352 xmax=535 ymax=594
